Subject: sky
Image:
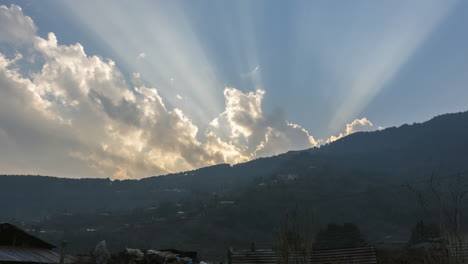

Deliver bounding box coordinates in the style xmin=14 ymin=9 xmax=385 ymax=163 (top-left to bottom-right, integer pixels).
xmin=0 ymin=0 xmax=467 ymax=179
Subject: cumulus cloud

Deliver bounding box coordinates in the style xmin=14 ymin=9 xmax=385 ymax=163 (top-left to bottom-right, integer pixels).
xmin=345 ymin=118 xmax=374 ymax=135
xmin=327 ymin=118 xmax=380 ymax=143
xmin=210 ymin=88 xmax=317 ymax=158
xmin=0 ymin=5 xmax=36 ymax=44
xmin=0 ymin=5 xmax=316 ymax=179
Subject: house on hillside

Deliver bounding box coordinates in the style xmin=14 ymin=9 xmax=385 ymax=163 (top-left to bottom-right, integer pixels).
xmin=0 ymin=223 xmax=75 ymax=264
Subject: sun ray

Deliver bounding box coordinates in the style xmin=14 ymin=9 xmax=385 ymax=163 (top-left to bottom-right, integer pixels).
xmin=327 ymin=0 xmax=458 ymax=131
xmin=62 ymin=0 xmax=225 ymax=124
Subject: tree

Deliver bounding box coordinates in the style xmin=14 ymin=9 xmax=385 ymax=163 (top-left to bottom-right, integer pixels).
xmin=408 ymin=170 xmax=468 ymax=264
xmin=275 ymin=208 xmax=314 ymax=264
xmin=428 ymin=170 xmax=467 ymax=244
xmin=314 ymin=223 xmax=366 ymax=249
xmin=408 ymin=220 xmax=440 ymax=245
xmin=407 ymin=170 xmax=467 ymax=242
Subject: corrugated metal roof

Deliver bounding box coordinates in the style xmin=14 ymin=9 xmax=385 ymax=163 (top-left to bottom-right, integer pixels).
xmin=230 ymin=247 xmax=377 ymax=264
xmin=0 ymin=247 xmax=76 ymax=263
xmin=447 ymin=244 xmax=468 ymax=261
xmin=310 ymin=247 xmax=377 ymax=264
xmin=0 ymin=224 xmax=55 ymax=249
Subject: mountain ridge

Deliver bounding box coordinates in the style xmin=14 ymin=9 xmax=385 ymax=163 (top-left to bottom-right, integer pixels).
xmin=1 ymin=110 xmax=468 ymax=221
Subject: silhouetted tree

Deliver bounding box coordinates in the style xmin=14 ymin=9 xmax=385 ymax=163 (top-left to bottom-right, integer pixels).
xmin=275 ymin=208 xmax=314 ymax=264
xmin=314 ymin=223 xmax=366 ymax=249
xmin=408 ymin=220 xmax=440 ymax=245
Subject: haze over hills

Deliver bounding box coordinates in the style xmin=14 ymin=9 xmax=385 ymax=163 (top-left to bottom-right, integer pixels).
xmin=1 ymin=110 xmax=468 ymax=259
xmin=1 ymin=110 xmax=467 ymax=221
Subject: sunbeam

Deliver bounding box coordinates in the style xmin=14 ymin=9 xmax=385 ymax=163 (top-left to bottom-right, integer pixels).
xmin=62 ymin=0 xmax=225 ymax=124
xmin=1 ymin=0 xmax=468 ymax=178
xmin=290 ymin=0 xmax=458 ymax=133
xmin=327 ymin=0 xmax=458 ymax=131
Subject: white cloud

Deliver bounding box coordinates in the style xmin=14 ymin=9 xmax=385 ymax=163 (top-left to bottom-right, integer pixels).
xmin=252 ymin=65 xmax=259 ymax=73
xmin=0 ymin=5 xmax=36 ymax=44
xmin=137 ymin=52 xmax=146 ymax=59
xmin=210 ymin=88 xmax=317 ymax=158
xmin=327 ymin=118 xmax=379 ymax=143
xmin=0 ymin=5 xmax=316 ymax=179
xmin=325 ymin=0 xmax=457 ymax=130
xmin=241 ymin=65 xmax=261 ymax=79
xmin=345 ymin=118 xmax=374 ymax=135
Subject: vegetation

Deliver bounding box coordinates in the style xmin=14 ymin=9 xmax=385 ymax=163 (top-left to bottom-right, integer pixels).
xmin=408 ymin=221 xmax=440 ymax=245
xmin=1 ymin=111 xmax=468 ymax=260
xmin=314 ymin=223 xmax=367 ymax=249
xmin=275 ymin=208 xmax=314 ymax=264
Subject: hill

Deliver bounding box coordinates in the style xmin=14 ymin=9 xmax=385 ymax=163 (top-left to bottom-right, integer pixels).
xmin=1 ymin=111 xmax=468 ymax=221
xmin=1 ymin=111 xmax=468 ymax=259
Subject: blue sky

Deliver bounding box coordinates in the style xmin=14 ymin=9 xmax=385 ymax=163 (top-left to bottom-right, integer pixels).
xmin=0 ymin=0 xmax=467 ymax=178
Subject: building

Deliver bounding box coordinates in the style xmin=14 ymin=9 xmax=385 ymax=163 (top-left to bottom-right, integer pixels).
xmin=0 ymin=223 xmax=75 ymax=264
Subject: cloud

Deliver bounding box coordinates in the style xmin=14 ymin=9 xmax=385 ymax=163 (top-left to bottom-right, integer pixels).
xmin=241 ymin=65 xmax=260 ymax=79
xmin=326 ymin=0 xmax=457 ymax=130
xmin=137 ymin=52 xmax=146 ymax=59
xmin=345 ymin=118 xmax=374 ymax=135
xmin=0 ymin=5 xmax=36 ymax=44
xmin=327 ymin=118 xmax=379 ymax=143
xmin=210 ymin=88 xmax=317 ymax=158
xmin=0 ymin=5 xmax=316 ymax=179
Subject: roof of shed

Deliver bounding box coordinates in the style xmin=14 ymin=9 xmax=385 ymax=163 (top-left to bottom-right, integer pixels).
xmin=0 ymin=247 xmax=76 ymax=264
xmin=230 ymin=246 xmax=378 ymax=264
xmin=0 ymin=224 xmax=55 ymax=249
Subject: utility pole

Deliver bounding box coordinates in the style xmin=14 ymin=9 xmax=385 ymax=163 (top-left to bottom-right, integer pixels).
xmin=59 ymin=241 xmax=67 ymax=264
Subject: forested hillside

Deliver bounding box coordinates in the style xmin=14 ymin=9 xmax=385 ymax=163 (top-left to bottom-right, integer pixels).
xmin=2 ymin=111 xmax=468 ymax=257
